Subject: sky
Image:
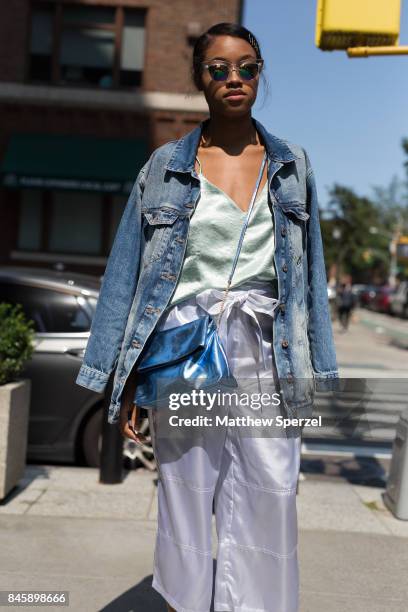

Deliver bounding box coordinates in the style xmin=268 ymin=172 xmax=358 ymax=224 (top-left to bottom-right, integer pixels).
xmin=242 ymin=0 xmax=408 ymax=209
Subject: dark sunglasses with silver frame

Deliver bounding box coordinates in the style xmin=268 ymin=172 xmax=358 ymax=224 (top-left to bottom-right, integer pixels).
xmin=201 ymin=59 xmax=264 ymax=82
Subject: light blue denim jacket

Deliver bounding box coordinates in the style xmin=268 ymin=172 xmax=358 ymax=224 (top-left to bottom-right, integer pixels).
xmin=75 ymin=116 xmax=339 ymax=424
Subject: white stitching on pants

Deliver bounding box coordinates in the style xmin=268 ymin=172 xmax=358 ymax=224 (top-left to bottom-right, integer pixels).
xmin=214 ymin=603 xmax=271 ymax=612
xmin=157 ymin=528 xmax=212 ymax=556
xmin=220 ymin=539 xmax=298 ymax=559
xmin=159 ymin=474 xmax=214 ymax=492
xmin=224 ymin=477 xmax=297 ymax=494
xmin=223 ymin=425 xmax=236 ymax=606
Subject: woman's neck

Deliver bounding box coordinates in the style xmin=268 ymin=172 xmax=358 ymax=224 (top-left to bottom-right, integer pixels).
xmin=201 ymin=113 xmax=261 ymax=153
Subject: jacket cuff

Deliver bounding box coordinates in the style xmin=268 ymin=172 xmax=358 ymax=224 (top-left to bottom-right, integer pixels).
xmin=75 ymin=364 xmax=110 ymax=393
xmin=314 ymin=372 xmax=341 ymax=392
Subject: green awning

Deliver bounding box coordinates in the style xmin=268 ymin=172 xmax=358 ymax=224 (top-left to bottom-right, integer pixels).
xmin=1 ymin=133 xmax=148 ymax=194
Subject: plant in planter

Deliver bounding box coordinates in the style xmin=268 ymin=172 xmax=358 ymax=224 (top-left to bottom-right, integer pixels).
xmin=0 ymin=302 xmax=36 ymax=500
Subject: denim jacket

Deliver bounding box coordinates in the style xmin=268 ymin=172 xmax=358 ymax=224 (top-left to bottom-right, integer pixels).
xmin=75 ymin=116 xmax=339 ymax=424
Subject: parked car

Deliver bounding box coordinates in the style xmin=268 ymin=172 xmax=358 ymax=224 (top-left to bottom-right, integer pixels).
xmin=0 ymin=266 xmax=154 ymax=469
xmin=351 ymin=284 xmax=371 ymax=307
xmin=359 ymin=285 xmax=378 ymax=308
xmin=390 ymin=281 xmax=408 ymax=318
xmin=368 ymin=285 xmax=395 ymax=314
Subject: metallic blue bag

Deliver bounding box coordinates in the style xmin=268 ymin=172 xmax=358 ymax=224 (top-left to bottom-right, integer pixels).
xmin=134 ymin=313 xmax=237 ymax=408
xmin=133 ymin=151 xmax=267 ymax=409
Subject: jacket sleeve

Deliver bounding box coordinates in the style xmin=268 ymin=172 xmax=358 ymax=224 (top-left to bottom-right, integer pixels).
xmin=303 ymin=149 xmax=340 ymax=392
xmin=75 ymin=158 xmax=150 ymax=393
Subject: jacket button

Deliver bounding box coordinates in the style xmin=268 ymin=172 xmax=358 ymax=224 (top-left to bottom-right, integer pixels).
xmin=280 ymin=226 xmax=287 ymax=237
xmin=132 ymin=340 xmax=142 ymax=348
xmin=279 ymin=303 xmax=286 ymax=314
xmin=282 ymin=263 xmax=288 ymax=273
xmin=281 ymin=339 xmax=289 ymax=348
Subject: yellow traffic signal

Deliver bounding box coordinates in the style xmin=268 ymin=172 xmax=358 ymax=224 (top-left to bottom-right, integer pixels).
xmin=316 ymin=0 xmax=401 ymax=50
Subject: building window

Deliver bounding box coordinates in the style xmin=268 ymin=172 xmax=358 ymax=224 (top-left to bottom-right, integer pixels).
xmin=120 ymin=11 xmax=145 ymax=87
xmin=49 ymin=192 xmax=102 ymax=254
xmin=28 ymin=2 xmax=145 ymax=89
xmin=30 ymin=5 xmax=54 ymax=82
xmin=60 ymin=5 xmax=116 ymax=88
xmin=109 ymin=195 xmax=127 ymax=248
xmin=18 ymin=190 xmax=43 ymax=250
xmin=16 ymin=189 xmax=127 ymax=257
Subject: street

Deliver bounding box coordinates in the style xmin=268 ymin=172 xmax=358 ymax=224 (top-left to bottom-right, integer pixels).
xmin=301 ymin=307 xmax=408 ymax=450
xmin=335 ymin=308 xmax=408 ymax=376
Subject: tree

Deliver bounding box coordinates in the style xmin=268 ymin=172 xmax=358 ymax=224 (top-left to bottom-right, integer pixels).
xmin=322 ymin=184 xmax=389 ymax=283
xmin=320 ymin=135 xmax=408 ymax=284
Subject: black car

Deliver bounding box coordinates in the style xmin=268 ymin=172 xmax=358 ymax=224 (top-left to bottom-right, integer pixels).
xmin=0 ymin=266 xmax=154 ymax=470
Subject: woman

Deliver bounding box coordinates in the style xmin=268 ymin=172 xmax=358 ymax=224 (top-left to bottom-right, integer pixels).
xmin=76 ymin=22 xmax=339 ymax=612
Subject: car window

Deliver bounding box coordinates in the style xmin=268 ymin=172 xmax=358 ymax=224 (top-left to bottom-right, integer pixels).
xmin=0 ymin=281 xmax=95 ymax=333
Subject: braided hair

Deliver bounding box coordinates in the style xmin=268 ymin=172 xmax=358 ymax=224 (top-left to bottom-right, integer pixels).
xmin=192 ymin=22 xmax=263 ymax=91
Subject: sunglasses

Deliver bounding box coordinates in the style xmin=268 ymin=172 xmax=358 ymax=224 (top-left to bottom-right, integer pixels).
xmin=201 ymin=59 xmax=264 ymax=82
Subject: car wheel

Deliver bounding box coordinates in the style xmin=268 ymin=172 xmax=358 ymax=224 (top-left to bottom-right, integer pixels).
xmin=82 ymin=408 xmax=103 ymax=467
xmin=82 ymin=408 xmax=156 ymax=471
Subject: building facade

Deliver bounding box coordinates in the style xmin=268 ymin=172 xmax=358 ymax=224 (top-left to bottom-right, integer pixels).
xmin=0 ymin=0 xmax=243 ymax=274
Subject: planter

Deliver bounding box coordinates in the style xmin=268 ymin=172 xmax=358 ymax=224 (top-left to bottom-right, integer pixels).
xmin=0 ymin=379 xmax=31 ymax=500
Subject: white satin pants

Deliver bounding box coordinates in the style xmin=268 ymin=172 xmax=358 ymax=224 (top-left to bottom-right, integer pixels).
xmin=147 ymin=281 xmax=302 ymax=612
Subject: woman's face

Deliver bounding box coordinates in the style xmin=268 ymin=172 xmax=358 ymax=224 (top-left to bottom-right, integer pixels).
xmin=199 ymin=35 xmax=261 ymax=119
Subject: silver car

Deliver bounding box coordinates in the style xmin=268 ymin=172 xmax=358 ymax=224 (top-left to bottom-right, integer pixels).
xmin=389 ymin=281 xmax=408 ymax=318
xmin=0 ymin=266 xmax=154 ymax=470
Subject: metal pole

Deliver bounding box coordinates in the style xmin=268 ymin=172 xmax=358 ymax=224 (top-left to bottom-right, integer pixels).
xmin=99 ymin=373 xmax=124 ymax=484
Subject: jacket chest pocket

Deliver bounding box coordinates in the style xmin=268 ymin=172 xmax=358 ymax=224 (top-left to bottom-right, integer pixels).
xmin=141 ymin=206 xmax=181 ymax=266
xmin=272 ymin=166 xmax=307 ymax=206
xmin=276 ymin=200 xmax=309 ymax=260
xmin=278 ymin=199 xmax=310 ymax=222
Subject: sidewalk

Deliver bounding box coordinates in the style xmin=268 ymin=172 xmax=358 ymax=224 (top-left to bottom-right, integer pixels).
xmin=333 ymin=308 xmax=408 ymax=379
xmin=1 ymin=464 xmax=408 ymax=612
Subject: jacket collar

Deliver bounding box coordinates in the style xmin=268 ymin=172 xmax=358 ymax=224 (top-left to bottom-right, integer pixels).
xmin=164 ymin=116 xmax=299 ymax=173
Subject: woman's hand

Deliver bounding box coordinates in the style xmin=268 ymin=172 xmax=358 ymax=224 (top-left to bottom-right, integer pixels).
xmin=119 ymin=369 xmax=147 ymax=445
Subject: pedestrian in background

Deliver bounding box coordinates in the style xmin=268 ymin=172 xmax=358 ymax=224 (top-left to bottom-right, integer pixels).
xmin=336 ymin=282 xmax=356 ymax=331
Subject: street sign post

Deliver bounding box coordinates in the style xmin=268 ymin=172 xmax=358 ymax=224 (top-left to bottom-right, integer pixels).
xmin=384 ymin=409 xmax=408 ymax=520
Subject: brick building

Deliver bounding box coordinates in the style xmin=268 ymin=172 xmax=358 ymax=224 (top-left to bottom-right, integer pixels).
xmin=0 ymin=0 xmax=243 ymax=274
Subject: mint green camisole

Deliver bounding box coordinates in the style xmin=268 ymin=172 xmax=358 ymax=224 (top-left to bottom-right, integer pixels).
xmin=168 ymin=157 xmax=277 ymax=307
